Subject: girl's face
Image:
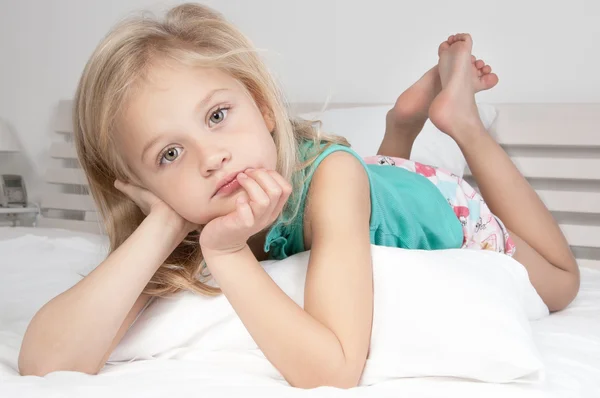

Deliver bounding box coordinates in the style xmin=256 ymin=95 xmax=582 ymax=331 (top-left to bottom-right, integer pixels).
xmin=116 ymin=63 xmax=278 ymax=225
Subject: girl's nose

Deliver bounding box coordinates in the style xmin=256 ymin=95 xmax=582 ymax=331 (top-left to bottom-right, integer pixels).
xmin=200 ymin=145 xmax=230 ymax=176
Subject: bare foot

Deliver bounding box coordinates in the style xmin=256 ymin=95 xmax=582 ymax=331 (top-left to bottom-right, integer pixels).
xmin=439 ymin=34 xmax=499 ymax=93
xmin=429 ymin=33 xmax=489 ymax=140
xmin=381 ymin=42 xmax=498 ymax=157
xmin=379 ymin=66 xmax=441 ymax=157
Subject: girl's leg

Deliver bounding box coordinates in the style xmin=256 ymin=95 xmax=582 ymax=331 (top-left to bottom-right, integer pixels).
xmin=378 ymin=66 xmax=441 ymax=159
xmin=429 ymin=34 xmax=579 ymax=312
xmin=380 ymin=45 xmax=497 ymax=160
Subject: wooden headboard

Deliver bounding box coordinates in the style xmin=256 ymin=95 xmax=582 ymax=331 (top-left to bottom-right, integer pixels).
xmin=39 ymin=101 xmax=600 ymax=270
xmin=469 ymin=104 xmax=600 ymax=271
xmin=37 ymin=101 xmax=100 ymax=234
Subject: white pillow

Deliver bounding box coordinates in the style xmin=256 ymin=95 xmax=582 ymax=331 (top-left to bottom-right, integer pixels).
xmin=298 ymin=103 xmax=497 ymax=177
xmin=361 ymin=246 xmax=548 ymax=385
xmin=110 ymin=245 xmax=548 ymax=385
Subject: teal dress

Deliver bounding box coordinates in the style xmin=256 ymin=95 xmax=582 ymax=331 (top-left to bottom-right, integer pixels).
xmin=263 ymin=140 xmax=464 ymax=260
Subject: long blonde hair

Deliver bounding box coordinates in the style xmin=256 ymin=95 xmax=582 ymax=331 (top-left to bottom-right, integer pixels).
xmin=73 ymin=3 xmax=349 ymax=297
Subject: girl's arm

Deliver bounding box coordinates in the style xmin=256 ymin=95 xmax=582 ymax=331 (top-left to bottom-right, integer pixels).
xmin=18 ymin=207 xmax=189 ymax=376
xmin=204 ymin=152 xmax=373 ymax=389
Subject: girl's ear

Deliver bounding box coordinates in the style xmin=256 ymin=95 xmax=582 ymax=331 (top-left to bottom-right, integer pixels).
xmin=261 ymin=106 xmax=276 ymax=134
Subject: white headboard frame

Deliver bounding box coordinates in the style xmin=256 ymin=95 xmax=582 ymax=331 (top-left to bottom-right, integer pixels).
xmin=40 ymin=101 xmax=600 ymax=270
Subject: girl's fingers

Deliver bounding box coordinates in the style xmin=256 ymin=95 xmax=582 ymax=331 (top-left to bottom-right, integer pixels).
xmin=248 ymin=169 xmax=283 ymax=199
xmin=266 ymin=170 xmax=292 ymax=221
xmin=237 ymin=170 xmax=281 ymax=223
xmin=220 ymin=195 xmax=253 ymax=230
xmin=270 ymin=191 xmax=288 ymax=224
xmin=114 ymin=180 xmax=133 ymax=196
xmin=235 ymin=195 xmax=254 ymax=228
xmin=246 ymin=169 xmax=283 ymax=215
xmin=251 ymin=169 xmax=292 ymax=221
xmin=266 ymin=170 xmax=292 ymax=196
xmin=237 ymin=172 xmax=270 ymax=210
xmin=114 ymin=180 xmax=144 ymax=200
xmin=114 ymin=180 xmax=146 ymax=209
xmin=114 ymin=180 xmax=159 ymax=214
xmin=223 ymin=169 xmax=292 ymax=235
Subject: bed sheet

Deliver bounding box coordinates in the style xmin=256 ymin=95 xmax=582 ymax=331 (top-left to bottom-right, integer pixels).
xmin=0 ymin=227 xmax=598 ymax=398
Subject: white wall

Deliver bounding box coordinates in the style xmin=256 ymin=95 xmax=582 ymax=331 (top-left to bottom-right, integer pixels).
xmin=1 ymin=0 xmax=599 ymax=203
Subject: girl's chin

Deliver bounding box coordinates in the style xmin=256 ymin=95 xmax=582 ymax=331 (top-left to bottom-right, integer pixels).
xmin=186 ymin=193 xmax=249 ymax=224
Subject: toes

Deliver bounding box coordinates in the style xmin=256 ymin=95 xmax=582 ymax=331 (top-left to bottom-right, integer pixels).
xmin=471 ymin=55 xmax=476 ymax=63
xmin=480 ymin=73 xmax=499 ymax=89
xmin=449 ymin=33 xmax=473 ymax=48
xmin=475 ymin=59 xmax=485 ymax=69
xmin=438 ymin=41 xmax=451 ymax=55
xmin=446 ymin=33 xmax=473 ymax=48
xmin=444 ymin=33 xmax=473 ymax=51
xmin=482 ymin=65 xmax=492 ymax=74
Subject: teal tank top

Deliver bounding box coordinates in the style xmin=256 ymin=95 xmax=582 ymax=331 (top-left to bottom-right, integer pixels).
xmin=263 ymin=140 xmax=464 ymax=260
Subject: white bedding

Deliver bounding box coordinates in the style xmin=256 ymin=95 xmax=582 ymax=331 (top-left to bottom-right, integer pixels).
xmin=0 ymin=227 xmax=599 ymax=398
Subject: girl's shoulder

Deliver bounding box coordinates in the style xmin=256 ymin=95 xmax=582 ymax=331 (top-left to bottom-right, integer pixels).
xmin=297 ymin=139 xmax=368 ymax=177
xmin=263 ymin=140 xmax=369 ymax=260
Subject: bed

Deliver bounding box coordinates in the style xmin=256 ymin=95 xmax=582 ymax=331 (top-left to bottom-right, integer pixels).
xmin=0 ymin=101 xmax=599 ymax=397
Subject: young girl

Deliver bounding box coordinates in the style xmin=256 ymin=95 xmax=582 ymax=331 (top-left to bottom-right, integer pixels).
xmin=19 ymin=3 xmax=579 ymax=388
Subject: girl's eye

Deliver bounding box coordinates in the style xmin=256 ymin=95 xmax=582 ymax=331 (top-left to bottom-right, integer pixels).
xmin=208 ymin=107 xmax=229 ymax=127
xmin=158 ymin=146 xmax=182 ymax=166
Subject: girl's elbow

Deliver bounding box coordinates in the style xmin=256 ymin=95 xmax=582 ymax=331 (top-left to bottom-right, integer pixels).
xmin=289 ymin=360 xmax=364 ymax=389
xmin=325 ymin=353 xmax=367 ymax=389
xmin=330 ymin=369 xmax=363 ymax=389
xmin=334 ymin=361 xmax=365 ymax=389
xmin=548 ymin=269 xmax=581 ymax=312
xmin=289 ymin=374 xmax=360 ymax=390
xmin=18 ymin=356 xmax=58 ymax=378
xmin=19 ymin=361 xmax=100 ymax=378
xmin=18 ymin=351 xmax=101 ymax=377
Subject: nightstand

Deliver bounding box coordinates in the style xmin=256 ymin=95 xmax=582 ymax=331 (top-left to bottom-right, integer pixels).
xmin=0 ymin=204 xmax=40 ymax=227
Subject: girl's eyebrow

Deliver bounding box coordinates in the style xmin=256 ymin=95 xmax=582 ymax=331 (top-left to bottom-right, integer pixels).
xmin=140 ymin=88 xmax=229 ymax=162
xmin=196 ymin=88 xmax=229 ymax=114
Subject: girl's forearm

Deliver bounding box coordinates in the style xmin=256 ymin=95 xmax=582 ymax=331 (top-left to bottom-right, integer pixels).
xmin=18 ymin=209 xmax=188 ymax=376
xmin=204 ymin=246 xmax=357 ymax=389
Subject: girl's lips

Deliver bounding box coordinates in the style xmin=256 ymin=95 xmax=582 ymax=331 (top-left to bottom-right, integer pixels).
xmin=215 ymin=177 xmax=242 ymax=197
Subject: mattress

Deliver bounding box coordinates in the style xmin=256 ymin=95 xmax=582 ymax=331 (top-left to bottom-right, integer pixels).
xmin=0 ymin=227 xmax=598 ymax=397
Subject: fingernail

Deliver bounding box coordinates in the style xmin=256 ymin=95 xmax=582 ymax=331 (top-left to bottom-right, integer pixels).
xmin=238 ymin=172 xmax=247 ymax=179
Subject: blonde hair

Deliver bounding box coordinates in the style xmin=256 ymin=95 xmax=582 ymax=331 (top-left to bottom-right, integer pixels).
xmin=73 ymin=3 xmax=349 ymax=297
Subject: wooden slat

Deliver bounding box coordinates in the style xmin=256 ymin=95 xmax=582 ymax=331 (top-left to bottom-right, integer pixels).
xmin=577 ymin=259 xmax=600 ymax=270
xmin=466 ymin=157 xmax=600 ymax=181
xmin=49 ymin=142 xmax=77 ymax=159
xmin=492 ymin=104 xmax=600 ymax=147
xmin=37 ymin=216 xmax=104 ymax=234
xmin=536 ymin=190 xmax=600 ymax=214
xmin=42 ymin=192 xmax=96 ymax=212
xmin=84 ymin=211 xmax=100 ymax=222
xmin=512 ymin=157 xmax=600 ymax=180
xmin=45 ymin=168 xmax=88 ymax=185
xmin=561 ymin=224 xmax=600 ymax=248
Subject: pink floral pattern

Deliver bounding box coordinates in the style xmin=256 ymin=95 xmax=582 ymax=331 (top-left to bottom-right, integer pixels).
xmin=363 ymin=155 xmax=516 ymax=257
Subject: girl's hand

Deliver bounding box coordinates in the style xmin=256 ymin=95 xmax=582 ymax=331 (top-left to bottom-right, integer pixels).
xmin=114 ymin=180 xmax=199 ymax=235
xmin=199 ymin=169 xmax=292 ymax=257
